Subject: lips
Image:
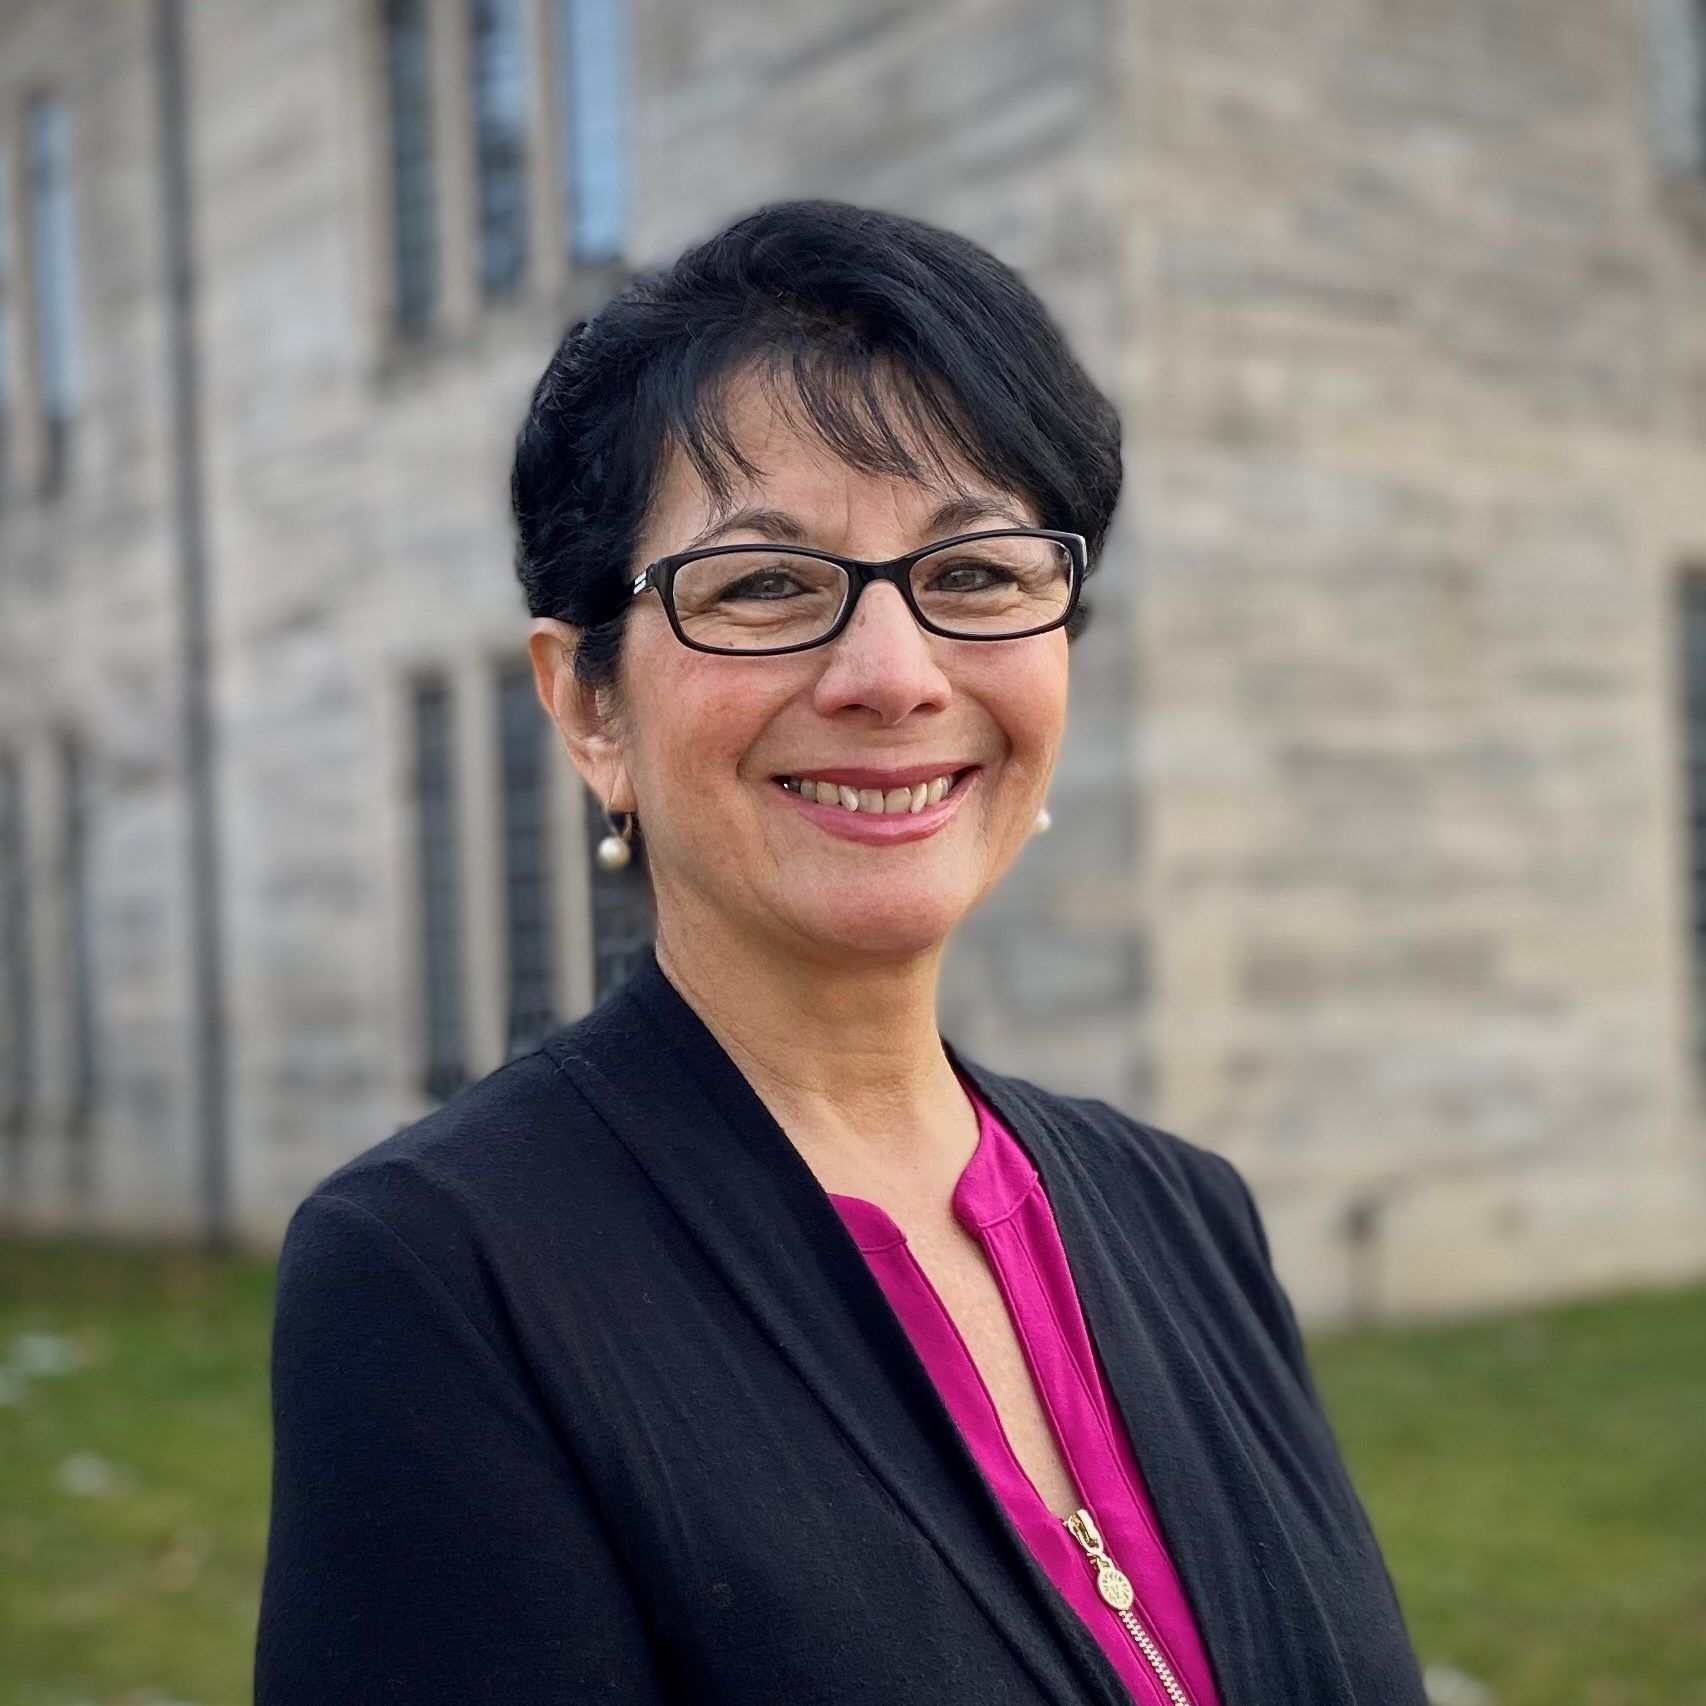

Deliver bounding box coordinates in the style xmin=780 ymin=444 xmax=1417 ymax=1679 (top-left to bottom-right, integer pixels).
xmin=773 ymin=763 xmax=979 ymax=843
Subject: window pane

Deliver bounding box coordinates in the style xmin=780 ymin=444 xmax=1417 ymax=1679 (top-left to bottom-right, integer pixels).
xmin=1681 ymin=575 xmax=1706 ymax=1072
xmin=412 ymin=681 xmax=466 ymax=1100
xmin=471 ymin=0 xmax=530 ymax=295
xmin=555 ymin=0 xmax=628 ymax=265
xmin=25 ymin=95 xmax=79 ymax=490
xmin=496 ymin=661 xmax=555 ymax=1056
xmin=2 ymin=751 xmax=33 ymax=1153
xmin=383 ymin=0 xmax=438 ymax=333
xmin=0 ymin=142 xmax=14 ymax=500
xmin=1648 ymin=0 xmax=1706 ymax=174
xmin=61 ymin=731 xmax=96 ymax=1126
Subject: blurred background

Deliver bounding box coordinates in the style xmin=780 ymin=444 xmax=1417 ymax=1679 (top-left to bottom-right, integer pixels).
xmin=1 ymin=0 xmax=1704 ymax=1702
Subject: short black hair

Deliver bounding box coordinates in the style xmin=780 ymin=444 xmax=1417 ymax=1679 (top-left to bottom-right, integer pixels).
xmin=510 ymin=197 xmax=1124 ymax=691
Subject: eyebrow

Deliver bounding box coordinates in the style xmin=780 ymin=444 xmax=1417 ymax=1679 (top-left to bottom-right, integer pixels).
xmin=679 ymin=492 xmax=1034 ymax=555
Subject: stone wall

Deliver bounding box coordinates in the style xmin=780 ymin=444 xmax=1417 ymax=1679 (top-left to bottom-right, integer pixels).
xmin=2 ymin=0 xmax=1703 ymax=1326
xmin=1110 ymin=0 xmax=1706 ymax=1321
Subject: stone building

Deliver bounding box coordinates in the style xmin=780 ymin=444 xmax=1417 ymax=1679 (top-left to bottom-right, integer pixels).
xmin=2 ymin=0 xmax=1705 ymax=1326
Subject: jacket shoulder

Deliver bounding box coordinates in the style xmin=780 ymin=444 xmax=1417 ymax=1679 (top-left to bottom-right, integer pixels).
xmin=1076 ymin=1092 xmax=1273 ymax=1259
xmin=304 ymin=1046 xmax=580 ymax=1230
xmin=285 ymin=1034 xmax=634 ymax=1337
xmin=969 ymin=1063 xmax=1260 ymax=1240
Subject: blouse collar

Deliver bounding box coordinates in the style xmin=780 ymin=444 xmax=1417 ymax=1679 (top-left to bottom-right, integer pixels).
xmin=829 ymin=1076 xmax=1042 ymax=1252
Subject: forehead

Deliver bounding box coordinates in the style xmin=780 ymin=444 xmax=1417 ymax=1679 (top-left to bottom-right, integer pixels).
xmin=638 ymin=366 xmax=1038 ymax=554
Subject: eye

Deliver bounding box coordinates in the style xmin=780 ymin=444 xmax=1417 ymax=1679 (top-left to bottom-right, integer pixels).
xmin=923 ymin=558 xmax=1016 ymax=592
xmin=717 ymin=569 xmax=810 ymax=601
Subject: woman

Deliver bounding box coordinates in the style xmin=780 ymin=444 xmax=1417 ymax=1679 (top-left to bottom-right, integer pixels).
xmin=255 ymin=199 xmax=1427 ymax=1705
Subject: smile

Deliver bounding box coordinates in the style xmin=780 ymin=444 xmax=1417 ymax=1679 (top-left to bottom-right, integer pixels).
xmin=770 ymin=766 xmax=980 ymax=845
xmin=775 ymin=769 xmax=969 ymax=815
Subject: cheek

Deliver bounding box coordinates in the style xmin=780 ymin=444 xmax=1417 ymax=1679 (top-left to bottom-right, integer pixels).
xmin=977 ymin=643 xmax=1069 ymax=762
xmin=628 ymin=646 xmax=797 ymax=799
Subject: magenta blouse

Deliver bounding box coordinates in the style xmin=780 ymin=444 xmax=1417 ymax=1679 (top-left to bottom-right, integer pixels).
xmin=825 ymin=1077 xmax=1224 ymax=1706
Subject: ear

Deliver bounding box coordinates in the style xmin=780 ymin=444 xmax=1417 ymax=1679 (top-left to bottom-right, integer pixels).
xmin=527 ymin=618 xmax=636 ymax=814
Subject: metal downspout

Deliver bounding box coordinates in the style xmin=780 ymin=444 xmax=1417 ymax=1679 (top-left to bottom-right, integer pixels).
xmin=153 ymin=0 xmax=229 ymax=1248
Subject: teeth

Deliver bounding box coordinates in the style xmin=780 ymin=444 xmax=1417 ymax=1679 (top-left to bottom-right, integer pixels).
xmin=782 ymin=772 xmax=961 ymax=813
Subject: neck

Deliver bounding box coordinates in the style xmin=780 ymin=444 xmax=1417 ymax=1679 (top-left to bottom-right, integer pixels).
xmin=651 ymin=906 xmax=971 ymax=1165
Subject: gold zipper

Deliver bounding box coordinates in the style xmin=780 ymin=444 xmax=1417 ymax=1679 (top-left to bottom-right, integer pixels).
xmin=1063 ymin=1506 xmax=1194 ymax=1706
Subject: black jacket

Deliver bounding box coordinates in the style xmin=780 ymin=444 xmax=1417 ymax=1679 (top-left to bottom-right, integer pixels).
xmin=254 ymin=946 xmax=1427 ymax=1704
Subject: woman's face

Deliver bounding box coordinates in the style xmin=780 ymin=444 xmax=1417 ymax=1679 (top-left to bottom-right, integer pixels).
xmin=531 ymin=374 xmax=1071 ymax=965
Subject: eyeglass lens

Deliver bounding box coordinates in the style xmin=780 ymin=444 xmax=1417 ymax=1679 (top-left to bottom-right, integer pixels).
xmin=667 ymin=534 xmax=1074 ymax=652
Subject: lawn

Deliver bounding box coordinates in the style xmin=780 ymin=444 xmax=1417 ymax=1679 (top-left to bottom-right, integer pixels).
xmin=1310 ymin=1280 xmax=1706 ymax=1706
xmin=0 ymin=1237 xmax=1701 ymax=1705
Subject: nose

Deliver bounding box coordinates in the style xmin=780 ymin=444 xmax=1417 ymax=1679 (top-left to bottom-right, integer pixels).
xmin=809 ymin=578 xmax=953 ymax=725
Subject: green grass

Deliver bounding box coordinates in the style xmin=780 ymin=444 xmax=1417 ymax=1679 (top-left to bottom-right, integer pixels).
xmin=0 ymin=1239 xmax=1701 ymax=1706
xmin=1309 ymin=1280 xmax=1706 ymax=1706
xmin=0 ymin=1241 xmax=277 ymax=1706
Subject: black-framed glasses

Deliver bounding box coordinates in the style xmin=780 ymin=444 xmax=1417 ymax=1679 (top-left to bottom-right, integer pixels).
xmin=628 ymin=527 xmax=1087 ymax=657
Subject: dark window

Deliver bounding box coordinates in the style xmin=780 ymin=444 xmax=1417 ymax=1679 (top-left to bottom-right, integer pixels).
xmin=553 ymin=0 xmax=628 ymax=265
xmin=412 ymin=679 xmax=467 ymax=1101
xmin=382 ymin=0 xmax=438 ymax=335
xmin=584 ymin=788 xmax=653 ymax=1005
xmin=61 ymin=731 xmax=95 ymax=1135
xmin=1681 ymin=572 xmax=1706 ymax=1069
xmin=24 ymin=94 xmax=79 ymax=496
xmin=1694 ymin=1 xmax=1706 ymax=169
xmin=496 ymin=660 xmax=555 ymax=1056
xmin=0 ymin=141 xmax=15 ymax=503
xmin=1649 ymin=0 xmax=1706 ymax=175
xmin=2 ymin=751 xmax=33 ymax=1171
xmin=470 ymin=0 xmax=530 ymax=296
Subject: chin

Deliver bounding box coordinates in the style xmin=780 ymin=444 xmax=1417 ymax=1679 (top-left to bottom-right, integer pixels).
xmin=786 ymin=890 xmax=966 ymax=961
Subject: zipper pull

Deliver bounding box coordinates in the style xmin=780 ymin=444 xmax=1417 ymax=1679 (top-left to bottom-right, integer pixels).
xmin=1064 ymin=1506 xmax=1137 ymax=1612
xmin=1065 ymin=1506 xmax=1197 ymax=1706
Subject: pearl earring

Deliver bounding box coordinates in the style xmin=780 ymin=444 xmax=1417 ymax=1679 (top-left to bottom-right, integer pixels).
xmin=596 ymin=807 xmax=636 ymax=871
xmin=1032 ymin=803 xmax=1052 ymax=836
